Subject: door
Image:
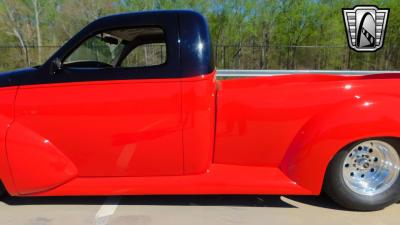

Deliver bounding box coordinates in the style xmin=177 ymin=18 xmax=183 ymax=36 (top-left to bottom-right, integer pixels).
xmin=7 ymin=26 xmax=183 ymax=194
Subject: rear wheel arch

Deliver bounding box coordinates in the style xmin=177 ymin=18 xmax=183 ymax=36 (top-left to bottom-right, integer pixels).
xmin=280 ymin=97 xmax=400 ymax=194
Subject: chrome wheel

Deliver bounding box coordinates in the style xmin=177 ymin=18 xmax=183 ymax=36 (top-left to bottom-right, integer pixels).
xmin=342 ymin=140 xmax=400 ymax=196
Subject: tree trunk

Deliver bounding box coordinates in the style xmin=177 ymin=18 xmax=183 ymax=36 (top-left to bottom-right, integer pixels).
xmin=3 ymin=0 xmax=31 ymax=66
xmin=13 ymin=28 xmax=30 ymax=67
xmin=144 ymin=46 xmax=148 ymax=66
xmin=32 ymin=0 xmax=42 ymax=64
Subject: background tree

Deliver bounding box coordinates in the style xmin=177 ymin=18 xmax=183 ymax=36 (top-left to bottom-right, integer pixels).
xmin=0 ymin=0 xmax=399 ymax=71
xmin=0 ymin=0 xmax=32 ymax=66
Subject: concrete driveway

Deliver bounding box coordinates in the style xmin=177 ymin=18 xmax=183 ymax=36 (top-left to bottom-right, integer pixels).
xmin=0 ymin=195 xmax=398 ymax=225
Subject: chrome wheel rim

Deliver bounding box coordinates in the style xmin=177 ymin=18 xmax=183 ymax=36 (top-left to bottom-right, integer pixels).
xmin=342 ymin=140 xmax=400 ymax=196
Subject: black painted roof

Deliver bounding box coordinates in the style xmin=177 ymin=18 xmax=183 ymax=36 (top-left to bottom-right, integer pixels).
xmin=44 ymin=10 xmax=214 ymax=77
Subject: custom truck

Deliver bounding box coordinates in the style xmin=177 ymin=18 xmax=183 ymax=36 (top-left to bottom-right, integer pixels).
xmin=0 ymin=10 xmax=399 ymax=211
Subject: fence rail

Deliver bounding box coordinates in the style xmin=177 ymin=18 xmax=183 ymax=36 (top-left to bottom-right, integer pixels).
xmin=217 ymin=69 xmax=400 ymax=77
xmin=1 ymin=45 xmax=400 ymax=72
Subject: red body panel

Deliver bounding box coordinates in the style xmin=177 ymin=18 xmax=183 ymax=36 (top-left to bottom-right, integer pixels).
xmin=2 ymin=72 xmax=400 ymax=196
xmin=216 ymin=74 xmax=400 ymax=193
xmin=0 ymin=87 xmax=18 ymax=195
xmin=8 ymin=79 xmax=184 ymax=194
xmin=7 ymin=122 xmax=78 ymax=194
xmin=181 ymin=74 xmax=217 ymax=174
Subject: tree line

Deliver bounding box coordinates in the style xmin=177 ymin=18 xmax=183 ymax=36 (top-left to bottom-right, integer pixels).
xmin=1 ymin=0 xmax=400 ymax=71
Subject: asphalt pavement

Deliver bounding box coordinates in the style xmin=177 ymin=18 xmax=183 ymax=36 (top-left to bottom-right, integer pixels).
xmin=0 ymin=195 xmax=398 ymax=225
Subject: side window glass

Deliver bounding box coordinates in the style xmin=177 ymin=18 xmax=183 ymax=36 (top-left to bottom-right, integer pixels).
xmin=63 ymin=27 xmax=166 ymax=69
xmin=122 ymin=43 xmax=166 ymax=68
xmin=65 ymin=34 xmax=119 ymax=66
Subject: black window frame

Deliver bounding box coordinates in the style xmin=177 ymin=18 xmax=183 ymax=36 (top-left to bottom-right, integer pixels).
xmin=33 ymin=12 xmax=180 ymax=86
xmin=17 ymin=11 xmax=215 ymax=86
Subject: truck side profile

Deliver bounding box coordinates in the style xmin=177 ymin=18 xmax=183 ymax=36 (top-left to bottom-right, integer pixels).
xmin=0 ymin=10 xmax=399 ymax=211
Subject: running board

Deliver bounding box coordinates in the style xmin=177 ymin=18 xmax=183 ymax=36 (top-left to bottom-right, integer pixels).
xmin=29 ymin=164 xmax=312 ymax=196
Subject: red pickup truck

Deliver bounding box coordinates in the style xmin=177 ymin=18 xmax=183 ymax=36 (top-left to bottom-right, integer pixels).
xmin=0 ymin=10 xmax=399 ymax=211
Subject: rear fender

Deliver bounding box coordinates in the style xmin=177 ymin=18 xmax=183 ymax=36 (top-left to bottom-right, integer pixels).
xmin=280 ymin=95 xmax=400 ymax=194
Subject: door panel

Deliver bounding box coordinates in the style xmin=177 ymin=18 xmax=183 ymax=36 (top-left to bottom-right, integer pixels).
xmin=11 ymin=79 xmax=183 ymax=178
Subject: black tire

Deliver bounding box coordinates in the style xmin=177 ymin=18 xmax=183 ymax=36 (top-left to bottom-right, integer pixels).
xmin=324 ymin=138 xmax=400 ymax=211
xmin=0 ymin=181 xmax=6 ymax=197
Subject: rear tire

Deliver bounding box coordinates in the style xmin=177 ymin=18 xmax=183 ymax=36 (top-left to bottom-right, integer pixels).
xmin=324 ymin=139 xmax=400 ymax=211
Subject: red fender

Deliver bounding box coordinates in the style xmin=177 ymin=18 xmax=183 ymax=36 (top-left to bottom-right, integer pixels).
xmin=6 ymin=122 xmax=78 ymax=195
xmin=280 ymin=95 xmax=400 ymax=194
xmin=0 ymin=87 xmax=18 ymax=195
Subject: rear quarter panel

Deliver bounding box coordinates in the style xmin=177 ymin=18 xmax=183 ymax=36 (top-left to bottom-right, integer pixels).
xmin=215 ymin=74 xmax=400 ymax=193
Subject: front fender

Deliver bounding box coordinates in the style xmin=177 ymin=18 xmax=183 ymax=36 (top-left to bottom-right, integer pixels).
xmin=0 ymin=87 xmax=18 ymax=195
xmin=6 ymin=122 xmax=78 ymax=195
xmin=280 ymin=95 xmax=400 ymax=194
